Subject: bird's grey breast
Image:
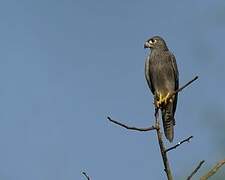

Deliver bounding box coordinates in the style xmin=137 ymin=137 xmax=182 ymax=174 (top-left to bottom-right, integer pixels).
xmin=149 ymin=50 xmax=175 ymax=95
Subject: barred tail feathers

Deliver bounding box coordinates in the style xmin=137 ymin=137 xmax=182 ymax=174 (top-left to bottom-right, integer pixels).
xmin=161 ymin=102 xmax=175 ymax=142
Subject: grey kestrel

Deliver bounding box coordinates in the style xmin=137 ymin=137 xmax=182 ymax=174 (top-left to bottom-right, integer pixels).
xmin=144 ymin=36 xmax=179 ymax=142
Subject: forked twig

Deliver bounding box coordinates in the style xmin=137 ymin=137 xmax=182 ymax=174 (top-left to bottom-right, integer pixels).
xmin=107 ymin=76 xmax=198 ymax=180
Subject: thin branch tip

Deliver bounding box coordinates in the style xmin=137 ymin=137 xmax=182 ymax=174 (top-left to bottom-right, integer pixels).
xmin=200 ymin=158 xmax=225 ymax=180
xmin=107 ymin=116 xmax=156 ymax=131
xmin=166 ymin=75 xmax=199 ymax=102
xmin=187 ymin=160 xmax=205 ymax=180
xmin=194 ymin=75 xmax=198 ymax=79
xmin=82 ymin=171 xmax=90 ymax=180
xmin=165 ymin=136 xmax=194 ymax=153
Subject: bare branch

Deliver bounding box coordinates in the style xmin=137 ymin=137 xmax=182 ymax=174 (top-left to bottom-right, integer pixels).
xmin=106 ymin=76 xmax=198 ymax=180
xmin=82 ymin=171 xmax=90 ymax=180
xmin=165 ymin=136 xmax=193 ymax=153
xmin=154 ymin=110 xmax=173 ymax=180
xmin=168 ymin=76 xmax=198 ymax=100
xmin=200 ymin=158 xmax=225 ymax=180
xmin=153 ymin=76 xmax=198 ymax=180
xmin=107 ymin=117 xmax=157 ymax=131
xmin=186 ymin=160 xmax=205 ymax=180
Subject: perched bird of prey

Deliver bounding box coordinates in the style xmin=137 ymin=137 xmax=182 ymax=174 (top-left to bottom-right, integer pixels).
xmin=144 ymin=36 xmax=179 ymax=142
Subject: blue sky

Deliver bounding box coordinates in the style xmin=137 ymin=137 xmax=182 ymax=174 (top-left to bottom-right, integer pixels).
xmin=0 ymin=0 xmax=224 ymax=179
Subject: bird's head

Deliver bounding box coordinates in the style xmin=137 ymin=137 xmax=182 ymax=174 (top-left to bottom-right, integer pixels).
xmin=144 ymin=36 xmax=168 ymax=51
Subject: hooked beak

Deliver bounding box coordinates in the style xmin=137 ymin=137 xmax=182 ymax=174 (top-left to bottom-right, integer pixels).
xmin=144 ymin=41 xmax=152 ymax=49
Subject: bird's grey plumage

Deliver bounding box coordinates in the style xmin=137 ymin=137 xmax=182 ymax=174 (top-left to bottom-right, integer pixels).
xmin=144 ymin=36 xmax=179 ymax=142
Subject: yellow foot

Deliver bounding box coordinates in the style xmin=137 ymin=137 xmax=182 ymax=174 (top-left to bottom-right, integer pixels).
xmin=155 ymin=92 xmax=172 ymax=108
xmin=155 ymin=92 xmax=163 ymax=108
xmin=162 ymin=92 xmax=171 ymax=105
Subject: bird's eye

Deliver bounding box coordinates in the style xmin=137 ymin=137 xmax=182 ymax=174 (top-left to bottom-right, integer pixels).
xmin=150 ymin=39 xmax=156 ymax=44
